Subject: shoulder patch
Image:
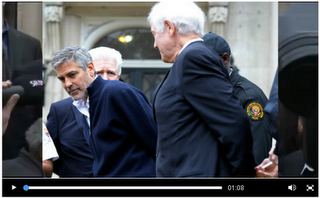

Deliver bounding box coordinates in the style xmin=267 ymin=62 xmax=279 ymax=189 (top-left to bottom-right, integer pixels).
xmin=246 ymin=102 xmax=264 ymax=120
xmin=43 ymin=124 xmax=52 ymax=141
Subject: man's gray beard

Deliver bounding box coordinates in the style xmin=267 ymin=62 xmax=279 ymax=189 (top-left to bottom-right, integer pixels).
xmin=72 ymin=89 xmax=88 ymax=101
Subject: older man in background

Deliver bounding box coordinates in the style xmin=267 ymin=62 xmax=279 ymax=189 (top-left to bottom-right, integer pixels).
xmin=89 ymin=46 xmax=122 ymax=80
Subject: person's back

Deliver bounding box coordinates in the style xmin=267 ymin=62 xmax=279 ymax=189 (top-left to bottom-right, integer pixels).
xmin=203 ymin=32 xmax=272 ymax=165
xmin=148 ymin=2 xmax=255 ymax=177
xmin=155 ymin=42 xmax=254 ymax=177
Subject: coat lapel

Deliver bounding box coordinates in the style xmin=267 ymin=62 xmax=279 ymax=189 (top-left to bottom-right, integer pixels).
xmin=152 ymin=67 xmax=171 ymax=123
xmin=71 ymin=102 xmax=89 ymax=140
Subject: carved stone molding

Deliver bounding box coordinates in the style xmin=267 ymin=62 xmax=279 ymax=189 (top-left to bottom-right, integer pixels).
xmin=208 ymin=6 xmax=228 ymax=38
xmin=43 ymin=3 xmax=65 ymax=113
xmin=45 ymin=5 xmax=63 ymax=22
xmin=209 ymin=6 xmax=228 ymax=24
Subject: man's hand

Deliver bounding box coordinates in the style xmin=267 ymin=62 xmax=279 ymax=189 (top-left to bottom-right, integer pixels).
xmin=3 ymin=94 xmax=20 ymax=135
xmin=255 ymin=147 xmax=278 ymax=178
xmin=2 ymin=80 xmax=12 ymax=89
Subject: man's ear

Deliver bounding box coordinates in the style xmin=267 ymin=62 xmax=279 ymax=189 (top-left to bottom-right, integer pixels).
xmin=164 ymin=20 xmax=175 ymax=36
xmin=87 ymin=62 xmax=95 ymax=77
xmin=221 ymin=53 xmax=230 ymax=65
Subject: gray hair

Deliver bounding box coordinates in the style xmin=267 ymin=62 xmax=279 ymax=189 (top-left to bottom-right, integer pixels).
xmin=51 ymin=45 xmax=93 ymax=72
xmin=89 ymin=46 xmax=123 ymax=76
xmin=25 ymin=118 xmax=42 ymax=155
xmin=147 ymin=1 xmax=206 ymax=37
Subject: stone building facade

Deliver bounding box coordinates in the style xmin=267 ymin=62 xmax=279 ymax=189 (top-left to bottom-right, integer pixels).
xmin=14 ymin=2 xmax=278 ymax=121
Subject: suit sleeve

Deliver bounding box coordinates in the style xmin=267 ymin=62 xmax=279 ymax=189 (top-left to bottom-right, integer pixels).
xmin=46 ymin=104 xmax=61 ymax=175
xmin=112 ymin=87 xmax=157 ymax=158
xmin=181 ymin=49 xmax=255 ymax=176
xmin=26 ymin=34 xmax=42 ymax=60
xmin=244 ymin=97 xmax=272 ymax=165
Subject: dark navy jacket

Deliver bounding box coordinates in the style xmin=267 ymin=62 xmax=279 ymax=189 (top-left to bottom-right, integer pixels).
xmin=46 ymin=97 xmax=93 ymax=177
xmin=230 ymin=68 xmax=272 ymax=165
xmin=87 ymin=76 xmax=157 ymax=177
xmin=153 ymin=41 xmax=255 ymax=177
xmin=3 ymin=27 xmax=42 ymax=160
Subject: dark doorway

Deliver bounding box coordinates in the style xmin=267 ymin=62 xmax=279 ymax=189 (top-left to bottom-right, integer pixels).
xmin=121 ymin=68 xmax=168 ymax=102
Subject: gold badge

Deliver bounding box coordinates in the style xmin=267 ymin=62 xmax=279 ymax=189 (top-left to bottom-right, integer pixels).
xmin=246 ymin=102 xmax=264 ymax=120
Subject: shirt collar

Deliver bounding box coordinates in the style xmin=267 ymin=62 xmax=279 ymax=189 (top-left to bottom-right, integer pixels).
xmin=73 ymin=95 xmax=90 ymax=118
xmin=300 ymin=163 xmax=315 ymax=175
xmin=179 ymin=38 xmax=203 ymax=55
xmin=72 ymin=75 xmax=98 ymax=117
xmin=229 ymin=67 xmax=233 ymax=76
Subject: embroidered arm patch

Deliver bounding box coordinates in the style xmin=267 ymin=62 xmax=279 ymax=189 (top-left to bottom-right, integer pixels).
xmin=246 ymin=102 xmax=264 ymax=120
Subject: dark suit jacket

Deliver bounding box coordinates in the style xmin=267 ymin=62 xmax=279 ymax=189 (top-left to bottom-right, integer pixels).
xmin=7 ymin=28 xmax=42 ymax=79
xmin=46 ymin=97 xmax=93 ymax=177
xmin=153 ymin=41 xmax=255 ymax=177
xmin=87 ymin=76 xmax=157 ymax=177
xmin=3 ymin=27 xmax=42 ymax=160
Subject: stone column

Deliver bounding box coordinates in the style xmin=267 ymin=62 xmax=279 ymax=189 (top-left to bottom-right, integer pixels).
xmin=208 ymin=2 xmax=229 ymax=38
xmin=43 ymin=2 xmax=64 ymax=122
xmin=44 ymin=2 xmax=63 ymax=64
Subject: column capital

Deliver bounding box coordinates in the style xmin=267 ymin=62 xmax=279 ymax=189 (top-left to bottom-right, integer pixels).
xmin=44 ymin=4 xmax=64 ymax=22
xmin=209 ymin=6 xmax=228 ymax=23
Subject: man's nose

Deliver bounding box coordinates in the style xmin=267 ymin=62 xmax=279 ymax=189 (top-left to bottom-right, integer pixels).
xmin=154 ymin=40 xmax=158 ymax=49
xmin=102 ymin=73 xmax=109 ymax=80
xmin=65 ymin=79 xmax=73 ymax=87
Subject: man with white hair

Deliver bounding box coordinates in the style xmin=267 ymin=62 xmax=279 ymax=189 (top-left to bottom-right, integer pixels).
xmin=46 ymin=46 xmax=123 ymax=177
xmin=89 ymin=46 xmax=122 ymax=80
xmin=148 ymin=1 xmax=255 ymax=177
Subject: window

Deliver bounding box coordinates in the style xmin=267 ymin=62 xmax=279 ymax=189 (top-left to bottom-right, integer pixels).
xmin=93 ymin=28 xmax=160 ymax=59
xmin=121 ymin=68 xmax=168 ymax=102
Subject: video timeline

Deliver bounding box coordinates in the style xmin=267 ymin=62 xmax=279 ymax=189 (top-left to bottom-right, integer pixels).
xmin=3 ymin=178 xmax=318 ymax=197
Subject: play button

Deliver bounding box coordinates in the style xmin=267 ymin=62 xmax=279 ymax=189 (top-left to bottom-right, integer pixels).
xmin=12 ymin=185 xmax=16 ymax=190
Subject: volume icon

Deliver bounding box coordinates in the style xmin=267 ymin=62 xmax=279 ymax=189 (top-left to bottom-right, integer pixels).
xmin=288 ymin=184 xmax=297 ymax=191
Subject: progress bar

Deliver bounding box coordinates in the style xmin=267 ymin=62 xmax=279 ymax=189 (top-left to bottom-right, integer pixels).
xmin=23 ymin=185 xmax=222 ymax=191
